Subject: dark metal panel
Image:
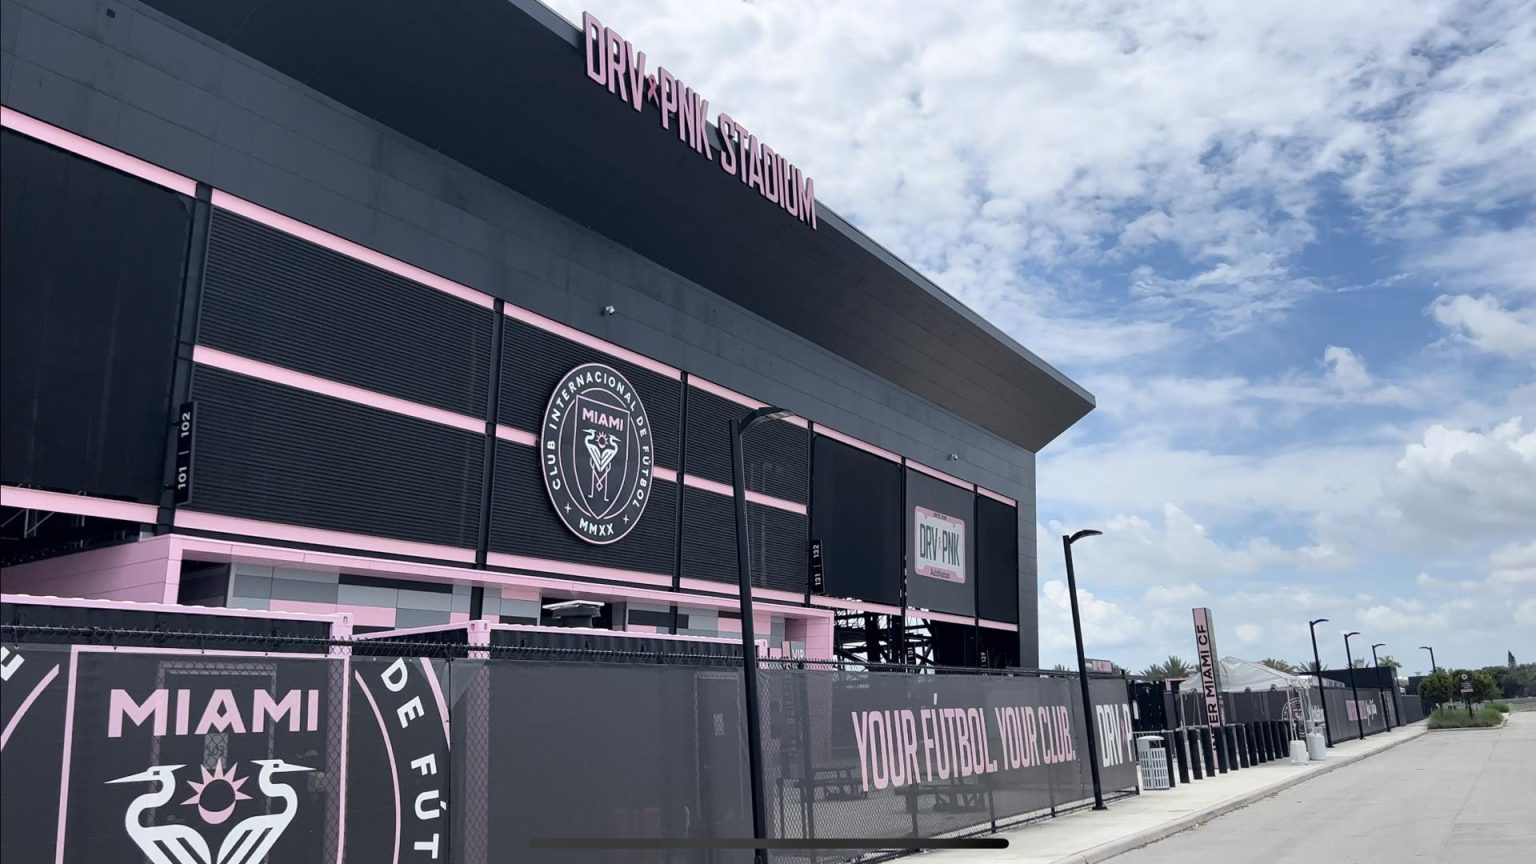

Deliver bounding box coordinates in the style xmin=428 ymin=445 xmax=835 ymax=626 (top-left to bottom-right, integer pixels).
xmin=498 ymin=317 xmax=683 ymax=469
xmin=808 ymin=435 xmax=902 ymax=606
xmin=679 ymin=486 xmax=807 ymax=593
xmin=487 ymin=439 xmax=677 ymax=577
xmin=684 ymin=389 xmax=809 ymax=504
xmin=187 ymin=365 xmax=483 ymax=547
xmin=976 ymin=495 xmax=1020 ymax=623
xmin=904 ymin=469 xmax=977 ymax=618
xmin=201 ymin=208 xmax=494 ymax=417
xmin=0 ymin=129 xmax=190 ymax=504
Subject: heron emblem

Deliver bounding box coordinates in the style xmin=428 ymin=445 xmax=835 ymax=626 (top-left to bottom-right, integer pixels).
xmin=583 ymin=428 xmax=621 ymax=503
xmin=106 ymin=759 xmax=312 ymax=864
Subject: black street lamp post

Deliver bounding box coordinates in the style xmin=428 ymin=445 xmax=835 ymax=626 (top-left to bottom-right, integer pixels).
xmin=732 ymin=406 xmax=791 ymax=864
xmin=1419 ymin=645 xmax=1437 ymax=673
xmin=1343 ymin=631 xmax=1365 ymax=741
xmin=1309 ymin=618 xmax=1332 ymax=747
xmin=1062 ymin=529 xmax=1106 ymax=811
xmin=1372 ymin=643 xmax=1393 ymax=731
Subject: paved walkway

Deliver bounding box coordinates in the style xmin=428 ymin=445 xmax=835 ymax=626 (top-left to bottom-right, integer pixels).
xmin=1110 ymin=712 xmax=1534 ymax=864
xmin=927 ymin=721 xmax=1432 ymax=864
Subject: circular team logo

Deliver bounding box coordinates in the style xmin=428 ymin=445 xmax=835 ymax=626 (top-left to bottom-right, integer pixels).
xmin=541 ymin=363 xmax=653 ymax=544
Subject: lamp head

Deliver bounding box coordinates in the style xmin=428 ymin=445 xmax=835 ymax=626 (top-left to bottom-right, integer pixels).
xmin=1310 ymin=618 xmax=1329 ymax=626
xmin=1344 ymin=630 xmax=1360 ymax=638
xmin=1067 ymin=529 xmax=1103 ymax=545
xmin=1372 ymin=643 xmax=1386 ymax=650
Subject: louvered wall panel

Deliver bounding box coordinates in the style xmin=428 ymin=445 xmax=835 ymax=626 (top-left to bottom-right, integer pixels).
xmin=976 ymin=496 xmax=1020 ymax=623
xmin=188 ymin=366 xmax=483 ymax=548
xmin=684 ymin=388 xmax=808 ymax=503
xmin=679 ymin=487 xmax=807 ymax=592
xmin=499 ymin=318 xmax=683 ymax=469
xmin=487 ymin=440 xmax=678 ymax=577
xmin=200 ymin=209 xmax=493 ymax=417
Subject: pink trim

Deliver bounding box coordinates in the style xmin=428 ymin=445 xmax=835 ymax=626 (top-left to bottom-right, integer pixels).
xmin=351 ymin=622 xmax=473 ymax=640
xmin=1 ymin=107 xmax=198 ymax=196
xmin=335 ymin=656 xmax=351 ymax=864
xmin=653 ymin=466 xmax=678 ymax=483
xmin=449 ymin=611 xmax=470 ymax=624
xmin=494 ymin=426 xmax=538 ymax=446
xmin=346 ymin=605 xmax=399 ymax=628
xmin=810 ymin=596 xmax=903 ymax=617
xmin=54 ymin=647 xmax=79 ymax=864
xmin=505 ymin=305 xmax=681 ymax=380
xmin=0 ymin=592 xmax=348 ymax=625
xmin=211 ymin=191 xmax=493 ymax=310
xmin=977 ymin=486 xmax=1017 ymax=507
xmin=0 ymin=662 xmax=59 ymax=751
xmin=978 ymin=619 xmax=1020 ymax=632
xmin=907 ymin=459 xmax=974 ymax=490
xmin=814 ymin=426 xmax=900 ymax=463
xmin=687 ymin=377 xmax=809 ymax=427
xmin=195 ymin=346 xmax=484 ymax=434
xmin=484 ymin=552 xmax=672 ymax=587
xmin=682 ymin=474 xmax=807 ymax=515
xmin=353 ymin=671 xmax=402 ymax=864
xmin=0 ymin=538 xmax=177 ymax=604
xmin=488 ymin=623 xmax=737 ymax=645
xmin=421 ymin=658 xmax=451 ymax=747
xmin=267 ymin=598 xmax=341 ymax=617
xmin=174 ymin=510 xmax=478 ymax=563
xmin=677 ymin=578 xmax=805 ymax=604
xmin=907 ymin=608 xmax=975 ymax=626
xmin=0 ymin=486 xmax=158 ymax=523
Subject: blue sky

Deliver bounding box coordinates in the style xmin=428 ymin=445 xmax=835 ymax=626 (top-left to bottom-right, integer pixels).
xmin=549 ymin=0 xmax=1536 ymax=674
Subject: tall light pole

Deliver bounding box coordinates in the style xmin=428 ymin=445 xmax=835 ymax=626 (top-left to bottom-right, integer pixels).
xmin=1063 ymin=529 xmax=1106 ymax=810
xmin=1372 ymin=642 xmax=1392 ymax=731
xmin=1419 ymin=645 xmax=1437 ymax=673
xmin=732 ymin=406 xmax=790 ymax=864
xmin=1309 ymin=618 xmax=1332 ymax=747
xmin=1343 ymin=631 xmax=1365 ymax=741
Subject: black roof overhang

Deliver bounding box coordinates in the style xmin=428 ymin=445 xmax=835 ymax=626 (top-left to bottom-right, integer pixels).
xmin=140 ymin=0 xmax=1094 ymax=451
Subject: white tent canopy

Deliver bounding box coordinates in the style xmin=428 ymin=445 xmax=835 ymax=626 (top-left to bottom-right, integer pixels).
xmin=1220 ymin=656 xmax=1317 ymax=692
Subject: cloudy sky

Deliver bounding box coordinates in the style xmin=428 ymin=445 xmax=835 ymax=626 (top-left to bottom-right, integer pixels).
xmin=548 ymin=0 xmax=1536 ymax=674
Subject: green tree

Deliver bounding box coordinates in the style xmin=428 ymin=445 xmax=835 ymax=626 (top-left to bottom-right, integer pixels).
xmin=1052 ymin=663 xmax=1070 ymax=673
xmin=1469 ymin=669 xmax=1498 ymax=703
xmin=1259 ymin=658 xmax=1297 ymax=673
xmin=1160 ymin=655 xmax=1193 ymax=678
xmin=1377 ymin=654 xmax=1401 ymax=672
xmin=1296 ymin=659 xmax=1322 ymax=673
xmin=1419 ymin=669 xmax=1454 ymax=705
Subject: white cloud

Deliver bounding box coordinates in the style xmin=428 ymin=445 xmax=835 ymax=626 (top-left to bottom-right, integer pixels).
xmin=1038 ymin=579 xmax=1140 ymax=654
xmin=1322 ymin=346 xmax=1374 ymax=392
xmin=1233 ymin=623 xmax=1263 ymax=644
xmin=1386 ymin=417 xmax=1536 ymax=535
xmin=1430 ymin=295 xmax=1536 ymax=359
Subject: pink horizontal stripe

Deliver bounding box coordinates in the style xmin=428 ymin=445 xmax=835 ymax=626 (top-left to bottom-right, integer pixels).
xmin=677 ymin=578 xmax=805 ymax=604
xmin=494 ymin=426 xmax=538 ymax=446
xmin=343 ymin=605 xmax=399 ymax=627
xmin=488 ymin=623 xmax=737 ymax=645
xmin=268 ymin=598 xmax=340 ymax=617
xmin=977 ymin=486 xmax=1017 ymax=507
xmin=210 ymin=190 xmax=494 ymax=309
xmin=485 ymin=552 xmax=673 ymax=587
xmin=0 ymin=486 xmax=159 ymax=523
xmin=653 ymin=466 xmax=678 ymax=483
xmin=687 ymin=377 xmax=809 ymax=428
xmin=810 ymin=596 xmax=903 ymax=617
xmin=814 ymin=425 xmax=900 ymax=463
xmin=195 ymin=346 xmax=485 ymax=434
xmin=505 ymin=305 xmax=681 ymax=380
xmin=2 ymin=107 xmax=198 ymax=195
xmin=978 ymin=619 xmax=1020 ymax=632
xmin=0 ymin=591 xmax=349 ymax=624
xmin=907 ymin=608 xmax=975 ymax=626
xmin=907 ymin=459 xmax=974 ymax=491
xmin=682 ymin=474 xmax=807 ymax=515
xmin=173 ymin=510 xmax=478 ymax=563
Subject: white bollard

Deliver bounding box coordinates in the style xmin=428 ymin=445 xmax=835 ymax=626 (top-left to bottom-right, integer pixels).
xmin=1306 ymin=732 xmax=1327 ymax=761
xmin=1290 ymin=739 xmax=1309 ymax=765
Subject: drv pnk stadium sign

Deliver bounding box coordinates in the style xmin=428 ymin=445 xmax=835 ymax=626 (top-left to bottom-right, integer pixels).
xmin=581 ymin=10 xmax=819 ymax=230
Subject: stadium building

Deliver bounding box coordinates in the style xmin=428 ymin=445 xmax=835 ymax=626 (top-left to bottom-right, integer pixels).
xmin=0 ymin=0 xmax=1092 ymax=668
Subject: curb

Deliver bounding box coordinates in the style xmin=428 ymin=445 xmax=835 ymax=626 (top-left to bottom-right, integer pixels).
xmin=1046 ymin=725 xmax=1430 ymax=864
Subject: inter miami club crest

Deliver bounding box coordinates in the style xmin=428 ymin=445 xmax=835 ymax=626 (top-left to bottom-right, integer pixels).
xmin=542 ymin=363 xmax=653 ymax=543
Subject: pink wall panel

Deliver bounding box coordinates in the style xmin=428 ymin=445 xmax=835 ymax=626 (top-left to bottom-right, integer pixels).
xmin=0 ymin=538 xmax=177 ymax=603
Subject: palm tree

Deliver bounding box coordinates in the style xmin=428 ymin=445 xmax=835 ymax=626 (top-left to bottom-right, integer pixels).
xmin=1160 ymin=655 xmax=1193 ymax=678
xmin=1377 ymin=654 xmax=1401 ymax=672
xmin=1296 ymin=659 xmax=1322 ymax=673
xmin=1259 ymin=658 xmax=1297 ymax=673
xmin=1051 ymin=663 xmax=1070 ymax=673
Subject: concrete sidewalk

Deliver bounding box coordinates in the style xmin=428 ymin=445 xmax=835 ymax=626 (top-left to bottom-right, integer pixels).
xmin=928 ymin=722 xmax=1429 ymax=864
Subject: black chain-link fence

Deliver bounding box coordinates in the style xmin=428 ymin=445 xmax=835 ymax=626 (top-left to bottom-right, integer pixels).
xmin=1 ymin=625 xmax=1138 ymax=863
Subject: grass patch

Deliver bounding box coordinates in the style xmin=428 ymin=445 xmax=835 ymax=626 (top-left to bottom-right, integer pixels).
xmin=1490 ymin=702 xmax=1511 ymax=713
xmin=1428 ymin=706 xmax=1505 ymax=729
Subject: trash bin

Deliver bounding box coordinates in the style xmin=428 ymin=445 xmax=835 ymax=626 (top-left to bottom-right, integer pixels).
xmin=1136 ymin=735 xmax=1171 ymax=790
xmin=1289 ymin=739 xmax=1308 ymax=765
xmin=1306 ymin=732 xmax=1326 ymax=761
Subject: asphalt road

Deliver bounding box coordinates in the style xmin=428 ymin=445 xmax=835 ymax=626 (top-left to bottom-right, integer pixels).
xmin=1111 ymin=713 xmax=1536 ymax=864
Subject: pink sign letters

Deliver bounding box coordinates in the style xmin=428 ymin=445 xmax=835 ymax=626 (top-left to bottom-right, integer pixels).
xmin=582 ymin=11 xmax=818 ymax=230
